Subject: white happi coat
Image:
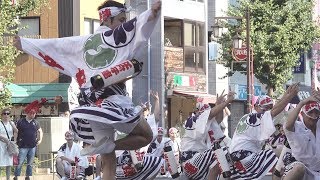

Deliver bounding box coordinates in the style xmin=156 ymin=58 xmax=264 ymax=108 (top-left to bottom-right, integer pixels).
xmin=57 ymin=142 xmax=89 ymax=169
xmin=284 ymin=119 xmax=320 ymax=180
xmin=181 ymin=109 xmax=212 ymax=153
xmin=179 ymin=109 xmax=219 ymax=180
xmin=206 ymin=118 xmax=226 ymax=147
xmin=20 ymin=9 xmax=158 ymax=89
xmin=228 ymin=111 xmax=278 ymax=180
xmin=230 ymin=111 xmax=276 ymax=153
xmin=147 ymin=137 xmax=171 ymax=157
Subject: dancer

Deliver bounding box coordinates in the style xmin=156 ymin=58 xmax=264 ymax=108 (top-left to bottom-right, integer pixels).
xmin=114 ymin=91 xmax=163 ymax=180
xmin=283 ymin=93 xmax=320 ymax=180
xmin=228 ymin=83 xmax=299 ymax=179
xmin=180 ymin=91 xmax=235 ymax=180
xmin=13 ymin=1 xmax=162 ymax=179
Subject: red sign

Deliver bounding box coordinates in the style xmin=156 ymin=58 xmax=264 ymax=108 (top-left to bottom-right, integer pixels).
xmin=316 ymin=62 xmax=320 ymax=70
xmin=232 ymin=47 xmax=248 ymax=61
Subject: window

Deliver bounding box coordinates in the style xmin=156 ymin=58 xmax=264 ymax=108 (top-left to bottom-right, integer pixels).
xmin=18 ymin=17 xmax=40 ymax=36
xmin=164 ymin=19 xmax=206 ymax=73
xmin=184 ymin=21 xmax=205 ymax=73
xmin=164 ymin=20 xmax=182 ymax=47
xmin=84 ymin=18 xmax=100 ymax=35
xmin=184 ymin=22 xmax=195 ymax=46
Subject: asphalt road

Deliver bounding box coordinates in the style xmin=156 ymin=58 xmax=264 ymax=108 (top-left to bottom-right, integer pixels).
xmin=155 ymin=174 xmax=273 ymax=180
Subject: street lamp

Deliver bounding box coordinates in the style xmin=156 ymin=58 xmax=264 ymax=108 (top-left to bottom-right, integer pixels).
xmin=232 ymin=32 xmax=243 ymax=49
xmin=212 ymin=8 xmax=253 ymax=113
xmin=211 ymin=23 xmax=223 ymax=38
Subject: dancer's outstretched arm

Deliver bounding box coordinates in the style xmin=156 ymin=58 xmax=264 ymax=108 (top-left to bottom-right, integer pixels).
xmin=208 ymin=91 xmax=235 ymax=120
xmin=270 ymin=83 xmax=299 ymax=118
xmin=151 ymin=90 xmax=160 ymax=122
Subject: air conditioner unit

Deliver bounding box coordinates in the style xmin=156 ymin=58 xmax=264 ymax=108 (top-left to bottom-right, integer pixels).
xmin=37 ymin=117 xmax=69 ymax=169
xmin=208 ymin=42 xmax=222 ymax=61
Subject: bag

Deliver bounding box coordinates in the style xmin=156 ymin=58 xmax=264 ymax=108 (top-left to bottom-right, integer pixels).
xmin=13 ymin=155 xmax=19 ymax=166
xmin=1 ymin=121 xmax=19 ymax=155
xmin=7 ymin=141 xmax=19 ymax=155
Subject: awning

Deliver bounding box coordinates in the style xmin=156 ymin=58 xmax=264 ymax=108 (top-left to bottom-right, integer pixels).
xmin=7 ymin=83 xmax=69 ymax=104
xmin=7 ymin=83 xmax=29 ymax=97
xmin=170 ymin=90 xmax=216 ymax=104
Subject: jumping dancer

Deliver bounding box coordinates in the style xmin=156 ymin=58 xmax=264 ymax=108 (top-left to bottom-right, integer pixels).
xmin=13 ymin=1 xmax=161 ymax=179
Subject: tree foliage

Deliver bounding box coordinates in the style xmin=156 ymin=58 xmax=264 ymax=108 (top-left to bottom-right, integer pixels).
xmin=218 ymin=0 xmax=320 ymax=95
xmin=0 ymin=0 xmax=48 ymax=109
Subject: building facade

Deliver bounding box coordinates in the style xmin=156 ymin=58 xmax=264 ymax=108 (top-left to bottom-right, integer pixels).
xmin=129 ymin=0 xmax=209 ymax=129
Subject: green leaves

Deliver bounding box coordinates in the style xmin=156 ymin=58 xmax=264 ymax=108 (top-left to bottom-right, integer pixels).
xmin=219 ymin=0 xmax=319 ymax=95
xmin=0 ymin=0 xmax=48 ymax=109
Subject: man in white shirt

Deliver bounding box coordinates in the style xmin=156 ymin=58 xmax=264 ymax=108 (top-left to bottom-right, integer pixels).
xmin=229 ymin=83 xmax=299 ymax=179
xmin=56 ymin=131 xmax=89 ymax=180
xmin=168 ymin=127 xmax=181 ymax=163
xmin=283 ymin=94 xmax=320 ymax=180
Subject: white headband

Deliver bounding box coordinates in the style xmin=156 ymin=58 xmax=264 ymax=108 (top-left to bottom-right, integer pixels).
xmin=99 ymin=6 xmax=131 ymax=23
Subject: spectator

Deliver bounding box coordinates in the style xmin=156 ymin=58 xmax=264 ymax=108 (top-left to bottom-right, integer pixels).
xmin=168 ymin=127 xmax=181 ymax=161
xmin=56 ymin=131 xmax=89 ymax=180
xmin=14 ymin=105 xmax=43 ymax=180
xmin=0 ymin=108 xmax=18 ymax=180
xmin=64 ymin=111 xmax=70 ymax=118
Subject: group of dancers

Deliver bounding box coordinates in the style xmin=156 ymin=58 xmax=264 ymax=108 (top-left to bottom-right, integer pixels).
xmin=12 ymin=0 xmax=320 ymax=179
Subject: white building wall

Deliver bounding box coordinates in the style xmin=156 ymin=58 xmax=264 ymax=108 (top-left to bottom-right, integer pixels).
xmin=163 ymin=0 xmax=206 ymax=22
xmin=208 ymin=0 xmax=216 ymax=29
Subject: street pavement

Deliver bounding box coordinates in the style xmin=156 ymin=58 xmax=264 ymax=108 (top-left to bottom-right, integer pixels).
xmin=155 ymin=174 xmax=273 ymax=180
xmin=6 ymin=173 xmax=273 ymax=180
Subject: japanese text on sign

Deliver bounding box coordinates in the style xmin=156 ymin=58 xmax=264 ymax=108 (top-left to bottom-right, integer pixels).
xmin=101 ymin=61 xmax=133 ymax=79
